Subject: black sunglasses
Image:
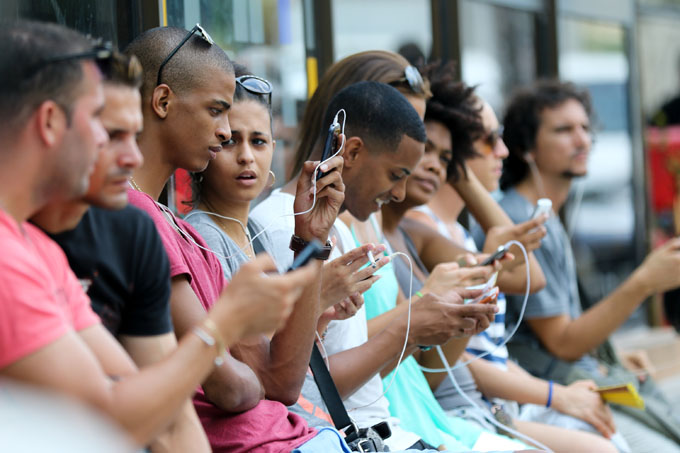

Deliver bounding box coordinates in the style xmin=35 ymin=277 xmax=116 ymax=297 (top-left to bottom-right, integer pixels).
xmin=389 ymin=65 xmax=425 ymax=95
xmin=27 ymin=43 xmax=116 ymax=79
xmin=156 ymin=23 xmax=214 ymax=86
xmin=236 ymin=75 xmax=273 ymax=105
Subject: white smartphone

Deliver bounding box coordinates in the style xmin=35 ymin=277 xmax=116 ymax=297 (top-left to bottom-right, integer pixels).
xmin=531 ymin=198 xmax=552 ymax=220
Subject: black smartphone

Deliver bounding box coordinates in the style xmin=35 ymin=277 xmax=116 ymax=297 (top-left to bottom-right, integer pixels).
xmin=480 ymin=246 xmax=507 ymax=266
xmin=316 ymin=121 xmax=341 ymax=181
xmin=287 ymin=239 xmax=325 ymax=272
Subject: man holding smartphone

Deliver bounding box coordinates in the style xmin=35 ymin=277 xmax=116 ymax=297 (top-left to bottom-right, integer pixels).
xmin=498 ymin=79 xmax=680 ymax=452
xmin=0 ymin=20 xmax=306 ymax=449
xmin=254 ymin=81 xmax=498 ymax=451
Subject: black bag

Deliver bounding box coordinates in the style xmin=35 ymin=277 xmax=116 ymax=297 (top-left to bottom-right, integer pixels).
xmin=345 ymin=422 xmax=391 ymax=452
xmin=309 ymin=344 xmax=392 ymax=451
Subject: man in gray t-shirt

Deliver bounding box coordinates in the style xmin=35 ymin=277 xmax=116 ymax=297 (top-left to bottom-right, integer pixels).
xmin=494 ymin=79 xmax=680 ymax=451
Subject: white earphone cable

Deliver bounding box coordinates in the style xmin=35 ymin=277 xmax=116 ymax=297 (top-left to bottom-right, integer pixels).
xmin=348 ymin=251 xmax=413 ymax=412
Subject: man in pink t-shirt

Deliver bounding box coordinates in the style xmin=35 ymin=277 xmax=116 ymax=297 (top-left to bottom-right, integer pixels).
xmin=125 ymin=26 xmax=352 ymax=452
xmin=0 ymin=21 xmax=312 ymax=449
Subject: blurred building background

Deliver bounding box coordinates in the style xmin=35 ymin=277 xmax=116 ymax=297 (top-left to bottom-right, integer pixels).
xmin=5 ymin=0 xmax=680 ymax=331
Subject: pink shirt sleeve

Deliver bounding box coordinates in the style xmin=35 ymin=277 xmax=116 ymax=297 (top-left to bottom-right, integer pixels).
xmin=0 ymin=225 xmax=99 ymax=369
xmin=127 ymin=189 xmax=192 ymax=282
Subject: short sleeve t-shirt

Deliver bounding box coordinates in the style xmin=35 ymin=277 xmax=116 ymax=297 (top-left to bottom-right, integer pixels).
xmin=128 ymin=188 xmax=317 ymax=452
xmin=48 ymin=206 xmax=172 ymax=337
xmin=127 ymin=189 xmax=225 ymax=306
xmin=185 ymin=210 xmax=287 ymax=279
xmin=0 ymin=209 xmax=100 ymax=369
xmin=252 ymin=190 xmax=392 ymax=425
xmin=185 ymin=206 xmax=334 ymax=430
xmin=250 ymin=188 xmax=297 ymax=270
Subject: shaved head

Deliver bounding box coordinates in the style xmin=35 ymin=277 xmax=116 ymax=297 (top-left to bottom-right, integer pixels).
xmin=124 ymin=26 xmax=233 ymax=101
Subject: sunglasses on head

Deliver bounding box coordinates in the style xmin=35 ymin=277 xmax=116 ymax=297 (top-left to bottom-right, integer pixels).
xmin=236 ymin=75 xmax=273 ymax=105
xmin=389 ymin=65 xmax=425 ymax=95
xmin=156 ymin=23 xmax=214 ymax=86
xmin=28 ymin=42 xmax=117 ymax=79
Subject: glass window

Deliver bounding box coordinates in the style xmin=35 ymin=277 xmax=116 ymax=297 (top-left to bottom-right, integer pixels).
xmin=166 ymin=0 xmax=308 ymax=183
xmin=2 ymin=0 xmax=125 ymax=47
xmin=558 ymin=18 xmax=638 ymax=313
xmin=331 ymin=0 xmax=432 ymax=61
xmin=459 ymin=0 xmax=537 ymax=114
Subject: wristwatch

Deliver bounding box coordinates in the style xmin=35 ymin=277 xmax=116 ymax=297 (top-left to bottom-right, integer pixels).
xmin=289 ymin=234 xmax=333 ymax=260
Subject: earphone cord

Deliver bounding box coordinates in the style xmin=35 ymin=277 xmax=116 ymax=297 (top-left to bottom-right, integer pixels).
xmin=435 ymin=345 xmax=553 ymax=452
xmin=348 ymin=251 xmax=413 ymax=412
xmin=315 ymin=331 xmax=331 ymax=370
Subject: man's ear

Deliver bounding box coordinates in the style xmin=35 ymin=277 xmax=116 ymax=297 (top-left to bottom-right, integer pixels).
xmin=151 ymin=84 xmax=173 ymax=119
xmin=342 ymin=136 xmax=364 ymax=169
xmin=35 ymin=100 xmax=67 ymax=148
xmin=524 ymin=150 xmax=535 ymax=163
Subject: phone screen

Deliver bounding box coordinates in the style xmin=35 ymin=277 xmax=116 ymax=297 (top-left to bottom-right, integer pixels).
xmin=287 ymin=240 xmax=324 ymax=272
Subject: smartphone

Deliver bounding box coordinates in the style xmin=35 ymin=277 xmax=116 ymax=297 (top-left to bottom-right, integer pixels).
xmin=316 ymin=119 xmax=341 ymax=181
xmin=287 ymin=239 xmax=325 ymax=272
xmin=531 ymin=198 xmax=552 ymax=220
xmin=480 ymin=246 xmax=507 ymax=266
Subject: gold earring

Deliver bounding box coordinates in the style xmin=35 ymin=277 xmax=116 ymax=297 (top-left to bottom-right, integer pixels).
xmin=268 ymin=170 xmax=276 ymax=188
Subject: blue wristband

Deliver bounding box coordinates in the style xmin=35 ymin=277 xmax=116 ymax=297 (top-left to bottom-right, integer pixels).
xmin=546 ymin=380 xmax=554 ymax=408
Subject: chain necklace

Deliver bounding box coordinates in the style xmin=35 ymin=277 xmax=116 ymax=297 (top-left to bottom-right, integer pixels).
xmin=128 ymin=177 xmax=143 ymax=192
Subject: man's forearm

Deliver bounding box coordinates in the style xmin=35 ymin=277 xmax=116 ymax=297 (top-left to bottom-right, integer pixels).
xmin=536 ymin=271 xmax=650 ymax=361
xmin=84 ymin=327 xmax=239 ymax=445
xmin=366 ymin=299 xmax=408 ymax=339
xmin=497 ymin=253 xmax=546 ymax=294
xmin=232 ymin=274 xmax=322 ymax=405
xmin=328 ymin=318 xmax=415 ymax=399
xmin=201 ymin=353 xmax=264 ymax=413
xmin=121 ymin=335 xmax=210 ymax=452
xmin=150 ymin=400 xmax=210 ymax=453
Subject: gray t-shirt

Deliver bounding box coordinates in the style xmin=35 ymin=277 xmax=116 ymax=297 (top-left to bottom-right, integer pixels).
xmin=185 ymin=210 xmax=286 ymax=279
xmin=474 ymin=188 xmax=599 ymax=378
xmin=289 ymin=372 xmax=334 ymax=429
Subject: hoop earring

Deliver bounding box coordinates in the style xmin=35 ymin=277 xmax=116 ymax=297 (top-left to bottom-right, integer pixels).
xmin=267 ymin=170 xmax=276 ymax=188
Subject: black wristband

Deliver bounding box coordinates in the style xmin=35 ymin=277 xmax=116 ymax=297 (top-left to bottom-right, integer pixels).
xmin=289 ymin=234 xmax=332 ymax=260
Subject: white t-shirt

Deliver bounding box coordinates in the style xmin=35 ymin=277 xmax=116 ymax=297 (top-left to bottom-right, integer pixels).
xmin=251 ymin=190 xmax=392 ymax=425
